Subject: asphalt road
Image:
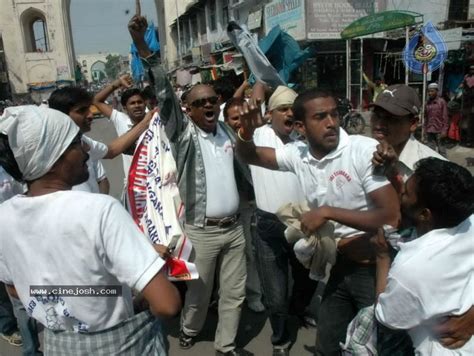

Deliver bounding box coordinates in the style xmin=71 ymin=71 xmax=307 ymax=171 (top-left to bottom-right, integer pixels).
xmin=1 ymin=116 xmax=472 ymax=356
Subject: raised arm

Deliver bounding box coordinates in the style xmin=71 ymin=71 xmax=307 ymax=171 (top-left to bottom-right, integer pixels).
xmin=363 ymin=72 xmax=375 ymax=89
xmin=236 ymin=82 xmax=279 ymax=169
xmin=104 ymin=108 xmax=157 ymax=159
xmin=128 ymin=15 xmax=184 ymax=141
xmin=233 ymin=79 xmax=249 ymax=98
xmin=93 ymin=74 xmax=133 ymax=118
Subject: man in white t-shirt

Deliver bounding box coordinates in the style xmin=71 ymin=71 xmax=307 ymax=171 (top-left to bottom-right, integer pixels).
xmin=374 ymin=157 xmax=474 ymax=355
xmin=93 ymin=74 xmax=147 ymax=179
xmin=0 ymin=105 xmax=180 ymax=354
xmin=236 ymin=88 xmax=400 ymax=355
xmin=48 ymin=87 xmax=152 ymax=194
xmin=355 ymin=84 xmax=474 ymax=354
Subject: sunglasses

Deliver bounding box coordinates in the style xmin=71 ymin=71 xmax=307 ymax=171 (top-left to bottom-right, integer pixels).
xmin=190 ymin=96 xmax=219 ymax=108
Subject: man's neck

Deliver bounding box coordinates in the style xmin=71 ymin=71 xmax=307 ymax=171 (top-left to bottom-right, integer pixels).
xmin=272 ymin=127 xmax=291 ymax=144
xmin=393 ymin=139 xmax=409 ymax=158
xmin=27 ymin=179 xmax=72 ymax=197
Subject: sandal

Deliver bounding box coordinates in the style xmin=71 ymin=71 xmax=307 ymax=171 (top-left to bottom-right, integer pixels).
xmin=179 ymin=330 xmax=195 ymax=349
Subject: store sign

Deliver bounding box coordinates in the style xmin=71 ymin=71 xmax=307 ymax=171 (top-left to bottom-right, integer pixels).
xmin=264 ymin=0 xmax=306 ymax=41
xmin=306 ymin=0 xmax=385 ymax=39
xmin=248 ymin=9 xmax=263 ymax=30
xmin=341 ymin=10 xmax=423 ymax=39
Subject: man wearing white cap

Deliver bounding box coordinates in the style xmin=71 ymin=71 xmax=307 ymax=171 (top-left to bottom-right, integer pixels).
xmin=245 ymin=85 xmax=316 ymax=355
xmin=0 ymin=106 xmax=180 ymax=354
xmin=425 ymin=82 xmax=448 ymax=156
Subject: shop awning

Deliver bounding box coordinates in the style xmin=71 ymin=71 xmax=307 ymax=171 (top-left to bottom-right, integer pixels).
xmin=341 ymin=10 xmax=424 ymax=40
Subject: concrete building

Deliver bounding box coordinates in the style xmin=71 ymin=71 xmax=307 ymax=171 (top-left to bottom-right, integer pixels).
xmin=0 ymin=0 xmax=76 ymax=102
xmin=76 ymin=53 xmax=125 ymax=83
xmin=154 ymin=0 xmax=266 ymax=71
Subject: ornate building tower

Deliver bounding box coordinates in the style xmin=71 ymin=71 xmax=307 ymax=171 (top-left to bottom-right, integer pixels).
xmin=0 ymin=0 xmax=76 ymax=101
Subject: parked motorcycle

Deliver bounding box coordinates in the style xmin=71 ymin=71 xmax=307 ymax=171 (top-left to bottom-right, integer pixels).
xmin=337 ymin=98 xmax=366 ymax=135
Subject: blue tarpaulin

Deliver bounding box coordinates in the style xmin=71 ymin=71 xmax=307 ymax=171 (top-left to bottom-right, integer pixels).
xmin=227 ymin=22 xmax=313 ymax=88
xmin=258 ymin=25 xmax=313 ymax=85
xmin=130 ymin=22 xmax=160 ymax=82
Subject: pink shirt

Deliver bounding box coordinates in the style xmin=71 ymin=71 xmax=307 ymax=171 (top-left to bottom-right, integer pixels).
xmin=425 ymin=97 xmax=449 ymax=134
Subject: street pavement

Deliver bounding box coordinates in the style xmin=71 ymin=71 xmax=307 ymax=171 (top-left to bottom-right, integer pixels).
xmin=1 ymin=115 xmax=472 ymax=356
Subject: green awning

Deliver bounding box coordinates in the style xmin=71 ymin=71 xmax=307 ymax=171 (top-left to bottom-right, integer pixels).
xmin=341 ymin=10 xmax=423 ymax=40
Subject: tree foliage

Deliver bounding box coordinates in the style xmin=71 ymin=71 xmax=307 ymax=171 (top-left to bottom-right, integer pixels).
xmin=105 ymin=54 xmax=121 ymax=79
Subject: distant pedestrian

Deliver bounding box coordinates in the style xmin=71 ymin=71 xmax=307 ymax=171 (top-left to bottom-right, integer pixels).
xmin=424 ymin=83 xmax=448 ymax=156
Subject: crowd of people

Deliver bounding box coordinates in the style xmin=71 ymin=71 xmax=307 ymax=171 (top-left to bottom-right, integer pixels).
xmin=0 ymin=14 xmax=473 ymax=356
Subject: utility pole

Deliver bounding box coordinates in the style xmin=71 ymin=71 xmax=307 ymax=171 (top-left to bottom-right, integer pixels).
xmin=175 ymin=0 xmax=182 ymax=67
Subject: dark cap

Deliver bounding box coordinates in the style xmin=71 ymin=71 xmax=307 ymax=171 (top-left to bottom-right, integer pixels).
xmin=372 ymin=84 xmax=421 ymax=117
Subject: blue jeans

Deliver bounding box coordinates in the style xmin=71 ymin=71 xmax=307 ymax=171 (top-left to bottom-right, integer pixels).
xmin=315 ymin=255 xmax=376 ymax=356
xmin=0 ymin=283 xmax=17 ymax=335
xmin=10 ymin=297 xmax=42 ymax=356
xmin=253 ymin=209 xmax=318 ymax=347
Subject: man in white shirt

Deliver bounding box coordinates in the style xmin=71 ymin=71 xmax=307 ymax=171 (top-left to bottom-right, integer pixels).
xmin=370 ymin=84 xmax=445 ymax=186
xmin=93 ymin=74 xmax=147 ymax=179
xmin=230 ymin=86 xmax=318 ymax=355
xmin=0 ymin=106 xmax=181 ymax=354
xmin=129 ymin=15 xmax=249 ymax=356
xmin=48 ymin=87 xmax=152 ymax=194
xmin=374 ymin=157 xmax=474 ymax=355
xmin=236 ymin=88 xmax=400 ymax=355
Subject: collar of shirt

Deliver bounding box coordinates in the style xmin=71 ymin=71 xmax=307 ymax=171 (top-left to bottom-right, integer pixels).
xmin=195 ymin=123 xmax=223 ymax=139
xmin=398 ymin=135 xmax=422 ymax=172
xmin=302 ymin=128 xmax=349 ymax=164
xmin=398 ymin=215 xmax=472 ymax=254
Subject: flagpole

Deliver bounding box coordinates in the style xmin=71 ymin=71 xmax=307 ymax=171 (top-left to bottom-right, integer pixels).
xmin=421 ymin=63 xmax=428 ymax=141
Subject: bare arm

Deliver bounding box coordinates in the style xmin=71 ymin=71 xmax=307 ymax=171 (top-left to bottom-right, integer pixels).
xmin=433 ymin=306 xmax=474 ymax=349
xmin=235 ymin=81 xmax=279 ymax=169
xmin=141 ymin=270 xmax=181 ymax=318
xmin=363 ymin=72 xmax=375 ymax=89
xmin=300 ymin=184 xmax=400 ymax=236
xmin=128 ymin=15 xmax=184 ymax=141
xmin=103 ymin=108 xmax=156 ymax=159
xmin=233 ymin=80 xmax=249 ymax=98
xmin=93 ymin=75 xmax=133 ymax=118
xmin=370 ymin=229 xmax=392 ymax=298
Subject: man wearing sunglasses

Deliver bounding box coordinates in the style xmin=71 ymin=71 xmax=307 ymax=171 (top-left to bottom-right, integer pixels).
xmin=236 ymin=87 xmax=400 ymax=355
xmin=129 ymin=15 xmax=248 ymax=356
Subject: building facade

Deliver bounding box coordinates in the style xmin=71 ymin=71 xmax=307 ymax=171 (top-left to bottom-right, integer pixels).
xmin=154 ymin=0 xmax=473 ymax=107
xmin=0 ymin=0 xmax=76 ymax=101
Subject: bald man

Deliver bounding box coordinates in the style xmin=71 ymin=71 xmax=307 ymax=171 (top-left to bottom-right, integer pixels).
xmin=129 ymin=15 xmax=249 ymax=356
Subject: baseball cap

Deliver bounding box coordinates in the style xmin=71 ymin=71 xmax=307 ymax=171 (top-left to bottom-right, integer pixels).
xmin=372 ymin=84 xmax=421 ymax=117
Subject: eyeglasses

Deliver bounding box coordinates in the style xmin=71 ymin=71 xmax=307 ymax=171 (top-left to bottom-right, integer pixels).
xmin=313 ymin=109 xmax=340 ymax=121
xmin=190 ymin=96 xmax=219 ymax=108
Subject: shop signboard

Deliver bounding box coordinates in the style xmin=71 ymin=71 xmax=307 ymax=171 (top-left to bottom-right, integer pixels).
xmin=306 ymin=0 xmax=385 ymax=39
xmin=341 ymin=10 xmax=423 ymax=39
xmin=248 ymin=9 xmax=263 ymax=30
xmin=264 ymin=0 xmax=306 ymax=41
